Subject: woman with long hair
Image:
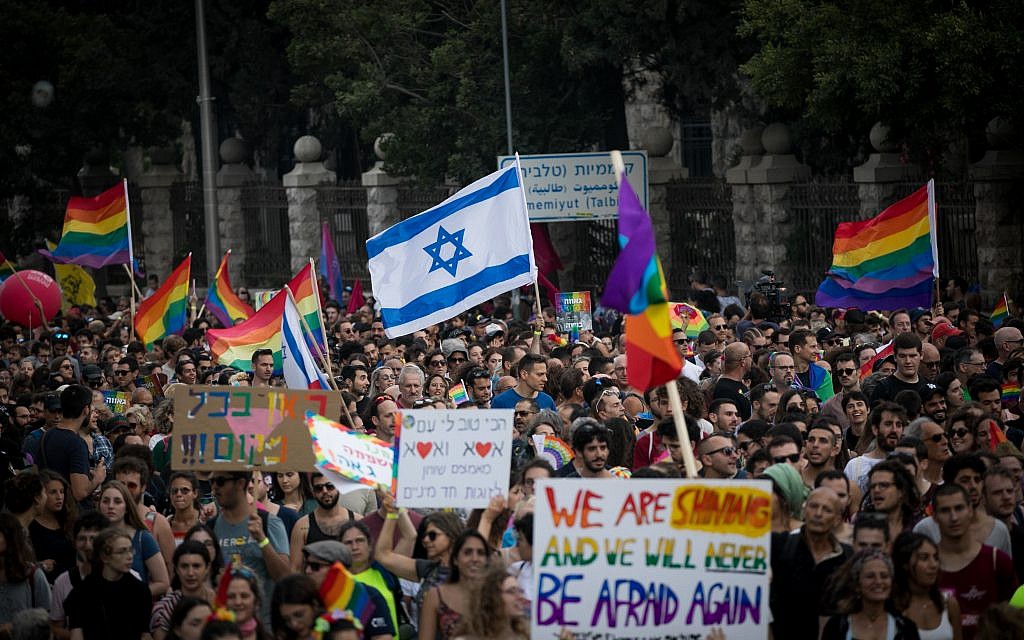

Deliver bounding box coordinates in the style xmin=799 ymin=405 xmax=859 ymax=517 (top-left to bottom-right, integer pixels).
xmin=166 ymin=596 xmax=214 ymax=640
xmin=0 ymin=512 xmax=51 ymax=626
xmin=270 ymin=573 xmax=324 ymax=640
xmin=98 ymin=479 xmax=170 ymax=596
xmin=947 ymin=408 xmax=979 ymax=455
xmin=426 ymin=374 xmax=449 ymax=400
xmin=821 ymin=549 xmax=921 ymax=639
xmin=152 ymin=397 xmax=176 ymax=476
xmin=892 ymin=532 xmax=962 ymax=640
xmin=367 ymin=366 xmax=397 ymax=401
xmin=935 ymin=372 xmax=965 ymax=412
xmin=418 ymin=530 xmax=492 ymax=640
xmin=220 ymin=565 xmax=269 ymax=640
xmin=168 ymin=471 xmax=203 ymax=545
xmin=452 ymin=563 xmax=529 ymax=640
xmin=65 ymin=528 xmax=152 ymax=639
xmin=271 ymin=471 xmax=316 ymax=517
xmin=30 ymin=470 xmax=77 ymax=582
xmin=49 ymin=356 xmax=79 ymax=384
xmin=185 ymin=524 xmax=224 ymax=587
xmin=152 ymin=542 xmax=218 ymax=640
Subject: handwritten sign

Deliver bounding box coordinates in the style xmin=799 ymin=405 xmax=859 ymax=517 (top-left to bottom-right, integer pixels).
xmin=532 ymin=478 xmax=772 ymax=640
xmin=498 ymin=151 xmax=648 ymax=222
xmin=172 ymin=385 xmax=341 ymax=471
xmin=395 ymin=409 xmax=513 ymax=509
xmin=102 ymin=390 xmax=131 ymax=415
xmin=554 ymin=291 xmax=592 ymax=340
xmin=134 ymin=374 xmax=165 ymax=400
xmin=307 ymin=413 xmax=394 ymax=489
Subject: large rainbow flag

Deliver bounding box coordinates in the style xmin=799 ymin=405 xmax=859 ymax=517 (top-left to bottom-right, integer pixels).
xmin=40 ymin=181 xmax=134 ymax=269
xmin=206 ymin=289 xmax=286 ymax=373
xmin=320 ymin=562 xmax=373 ymax=629
xmin=204 ymin=250 xmax=254 ymax=327
xmin=135 ymin=255 xmax=191 ymax=348
xmin=289 ymin=261 xmax=327 ymax=357
xmin=600 ymin=159 xmax=681 ymax=391
xmin=816 ymin=180 xmax=938 ymax=310
xmin=991 ymin=293 xmax=1010 ymax=328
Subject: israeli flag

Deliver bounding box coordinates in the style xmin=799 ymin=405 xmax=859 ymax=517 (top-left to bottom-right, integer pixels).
xmin=367 ymin=162 xmax=536 ymax=338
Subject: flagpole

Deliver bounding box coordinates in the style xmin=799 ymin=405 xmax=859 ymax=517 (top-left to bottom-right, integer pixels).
xmin=285 ymin=284 xmax=339 ymax=390
xmin=513 ymin=153 xmax=545 ymax=321
xmin=308 ymin=257 xmax=334 ymax=367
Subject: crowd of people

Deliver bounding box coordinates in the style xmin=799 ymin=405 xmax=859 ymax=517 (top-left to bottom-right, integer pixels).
xmin=0 ymin=271 xmax=1022 ymax=640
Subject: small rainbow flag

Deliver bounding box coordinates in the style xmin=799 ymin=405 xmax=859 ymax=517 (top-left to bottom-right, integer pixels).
xmin=669 ymin=302 xmax=709 ymax=338
xmin=206 ymin=289 xmax=285 ymax=373
xmin=204 ymin=250 xmax=254 ymax=328
xmin=533 ymin=435 xmax=574 ymax=469
xmin=816 ymin=180 xmax=938 ymax=310
xmin=1002 ymin=382 xmax=1020 ymax=409
xmin=134 ymin=255 xmax=191 ymax=348
xmin=599 ymin=156 xmax=682 ymax=391
xmin=289 ymin=262 xmax=326 ymax=356
xmin=320 ymin=562 xmax=373 ymax=629
xmin=992 ymin=293 xmax=1010 ymax=328
xmin=40 ymin=181 xmax=134 ymax=269
xmin=448 ymin=382 xmax=470 ymax=405
xmin=0 ymin=252 xmax=16 ymax=283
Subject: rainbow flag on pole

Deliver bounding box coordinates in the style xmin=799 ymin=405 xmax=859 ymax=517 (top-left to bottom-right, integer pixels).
xmin=600 ymin=155 xmax=682 ymax=391
xmin=0 ymin=252 xmax=16 ymax=283
xmin=40 ymin=181 xmax=134 ymax=269
xmin=204 ymin=250 xmax=254 ymax=327
xmin=991 ymin=293 xmax=1010 ymax=328
xmin=816 ymin=180 xmax=938 ymax=310
xmin=289 ymin=261 xmax=327 ymax=356
xmin=206 ymin=290 xmax=285 ymax=373
xmin=134 ymin=255 xmax=191 ymax=348
xmin=320 ymin=562 xmax=373 ymax=629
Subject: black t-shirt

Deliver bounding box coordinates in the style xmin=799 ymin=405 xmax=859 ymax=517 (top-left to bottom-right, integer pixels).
xmin=869 ymin=375 xmax=928 ymax=407
xmin=39 ymin=427 xmax=90 ymax=481
xmin=66 ymin=572 xmax=152 ymax=639
xmin=713 ymin=377 xmax=751 ymax=421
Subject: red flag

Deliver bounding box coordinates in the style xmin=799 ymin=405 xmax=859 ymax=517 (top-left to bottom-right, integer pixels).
xmin=347 ymin=278 xmax=366 ymax=314
xmin=860 ymin=342 xmax=894 ymax=379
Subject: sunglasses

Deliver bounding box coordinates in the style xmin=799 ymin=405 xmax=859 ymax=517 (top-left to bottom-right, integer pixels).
xmin=673 ymin=339 xmax=687 ymax=345
xmin=712 ymin=324 xmax=727 ymax=331
xmin=423 ymin=530 xmax=443 ymax=542
xmin=925 ymin=432 xmax=947 ymax=443
xmin=836 ymin=368 xmax=857 ymax=376
xmin=170 ymin=486 xmax=193 ymax=495
xmin=706 ymin=446 xmax=737 ymax=457
xmin=950 ymin=428 xmax=971 ymax=439
xmin=514 ymin=410 xmax=537 ymax=417
xmin=428 ymin=360 xmax=446 ymax=367
xmin=115 ymin=370 xmax=131 ymax=376
xmin=312 ymin=482 xmax=335 ymax=493
xmin=210 ymin=476 xmax=238 ymax=487
xmin=448 ymin=356 xmax=467 ymax=364
xmin=772 ymin=453 xmax=801 ymax=464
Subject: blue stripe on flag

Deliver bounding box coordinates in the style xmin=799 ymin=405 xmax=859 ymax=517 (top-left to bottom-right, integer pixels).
xmin=366 ymin=167 xmax=521 ymax=260
xmin=380 ymin=254 xmax=531 ymax=327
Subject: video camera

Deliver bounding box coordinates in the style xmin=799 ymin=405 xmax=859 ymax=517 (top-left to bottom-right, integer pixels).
xmin=745 ymin=270 xmax=791 ymax=324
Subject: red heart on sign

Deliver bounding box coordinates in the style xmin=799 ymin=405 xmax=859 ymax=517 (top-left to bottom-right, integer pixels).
xmin=416 ymin=442 xmax=433 ymax=458
xmin=475 ymin=442 xmax=492 ymax=458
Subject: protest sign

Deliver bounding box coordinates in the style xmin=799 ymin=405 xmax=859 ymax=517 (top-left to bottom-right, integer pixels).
xmin=251 ymin=289 xmax=278 ymax=311
xmin=554 ymin=291 xmax=592 ymax=340
xmin=134 ymin=374 xmax=165 ymax=400
xmin=307 ymin=413 xmax=394 ymax=490
xmin=102 ymin=390 xmax=130 ymax=414
xmin=532 ymin=478 xmax=771 ymax=640
xmin=172 ymin=385 xmax=341 ymax=471
xmin=395 ymin=409 xmax=513 ymax=509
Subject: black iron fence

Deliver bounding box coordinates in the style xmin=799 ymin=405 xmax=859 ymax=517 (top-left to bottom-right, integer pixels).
xmin=892 ymin=180 xmax=978 ymax=287
xmin=572 ymin=219 xmax=618 ymax=294
xmin=318 ymin=182 xmax=370 ymax=282
xmin=169 ymin=182 xmax=207 ymax=284
xmin=240 ymin=182 xmax=291 ymax=287
xmin=787 ymin=178 xmax=861 ymax=292
xmin=397 ymin=185 xmax=454 ymax=220
xmin=665 ymin=177 xmax=735 ymax=296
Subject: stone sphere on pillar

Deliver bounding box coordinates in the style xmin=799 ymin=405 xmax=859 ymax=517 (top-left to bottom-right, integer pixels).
xmin=294 ymin=135 xmax=322 ymax=163
xmin=869 ymin=122 xmax=897 ymax=153
xmin=219 ymin=138 xmax=249 ymax=165
xmin=986 ymin=117 xmax=1014 ymax=150
xmin=740 ymin=126 xmax=766 ymax=155
xmin=761 ymin=123 xmax=792 ymax=155
xmin=642 ymin=126 xmax=674 ymax=158
xmin=374 ymin=133 xmax=394 ymax=161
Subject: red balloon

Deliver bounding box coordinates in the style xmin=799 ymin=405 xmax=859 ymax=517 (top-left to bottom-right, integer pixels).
xmin=0 ymin=270 xmax=62 ymax=328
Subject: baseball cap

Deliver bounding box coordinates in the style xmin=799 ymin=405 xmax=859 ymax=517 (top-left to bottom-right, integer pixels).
xmin=440 ymin=339 xmax=469 ymax=358
xmin=844 ymin=309 xmax=867 ymax=325
xmin=931 ymin=322 xmax=963 ymax=341
xmin=43 ymin=393 xmax=62 ymax=412
xmin=83 ymin=364 xmax=104 ymax=381
xmin=103 ymin=415 xmax=131 ymax=435
xmin=304 ymin=540 xmax=352 ymax=567
xmin=918 ymin=383 xmax=943 ymax=403
xmin=909 ymin=308 xmax=931 ymax=325
xmin=485 ymin=323 xmax=505 ymax=337
xmin=816 ymin=327 xmax=833 ymax=343
xmin=443 ymin=327 xmax=472 ymax=341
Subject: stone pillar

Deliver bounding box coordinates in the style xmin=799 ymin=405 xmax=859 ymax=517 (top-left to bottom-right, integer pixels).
xmin=644 ymin=126 xmax=687 ymax=286
xmin=732 ymin=123 xmax=809 ymax=285
xmin=217 ymin=138 xmax=253 ymax=282
xmin=284 ymin=135 xmax=336 ymax=273
xmin=969 ymin=117 xmax=1024 ymax=300
xmin=77 ymin=148 xmax=118 ymax=197
xmin=361 ymin=134 xmax=404 ymax=237
xmin=136 ymin=147 xmax=182 ymax=281
xmin=854 ymin=122 xmax=919 ymax=216
xmin=726 ymin=127 xmax=764 ymax=286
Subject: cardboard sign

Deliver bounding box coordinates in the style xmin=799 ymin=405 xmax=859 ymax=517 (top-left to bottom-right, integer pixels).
xmin=102 ymin=390 xmax=131 ymax=415
xmin=307 ymin=413 xmax=394 ymax=489
xmin=532 ymin=478 xmax=772 ymax=640
xmin=395 ymin=409 xmax=513 ymax=509
xmin=172 ymin=385 xmax=341 ymax=471
xmin=134 ymin=374 xmax=165 ymax=400
xmin=554 ymin=291 xmax=592 ymax=340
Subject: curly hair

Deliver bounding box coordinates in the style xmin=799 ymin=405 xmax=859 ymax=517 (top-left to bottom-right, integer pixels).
xmin=861 ymin=460 xmax=921 ymax=524
xmin=829 ymin=549 xmax=896 ymax=615
xmin=153 ymin=397 xmax=175 ymax=436
xmin=453 ymin=562 xmax=529 ymax=638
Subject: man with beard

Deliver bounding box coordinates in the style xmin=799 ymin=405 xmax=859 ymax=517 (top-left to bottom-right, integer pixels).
xmin=844 ymin=402 xmax=906 ymax=493
xmin=697 ymin=431 xmax=746 ymax=479
xmin=768 ymin=352 xmax=797 ymax=394
xmin=289 ymin=471 xmax=360 ymax=571
xmin=801 ymin=423 xmax=839 ymax=488
xmin=919 ymin=384 xmax=948 ymax=423
xmin=557 ymin=419 xmax=612 ymax=478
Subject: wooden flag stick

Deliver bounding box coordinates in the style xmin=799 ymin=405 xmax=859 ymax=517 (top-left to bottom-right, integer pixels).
xmin=664 ymin=381 xmax=699 ymax=479
xmin=123 ymin=264 xmax=137 ymax=343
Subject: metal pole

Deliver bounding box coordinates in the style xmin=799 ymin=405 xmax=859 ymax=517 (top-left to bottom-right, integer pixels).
xmin=500 ymin=0 xmax=514 ymax=154
xmin=196 ymin=0 xmax=221 ymax=281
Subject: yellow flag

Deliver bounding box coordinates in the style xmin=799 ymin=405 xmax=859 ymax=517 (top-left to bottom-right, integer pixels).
xmin=47 ymin=241 xmax=96 ymax=308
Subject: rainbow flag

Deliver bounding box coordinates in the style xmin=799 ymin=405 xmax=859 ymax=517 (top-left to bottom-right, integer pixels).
xmin=448 ymin=382 xmax=469 ymax=405
xmin=0 ymin=252 xmax=15 ymax=283
xmin=206 ymin=289 xmax=286 ymax=373
xmin=288 ymin=262 xmax=326 ymax=357
xmin=205 ymin=250 xmax=254 ymax=327
xmin=600 ymin=159 xmax=682 ymax=391
xmin=134 ymin=255 xmax=191 ymax=348
xmin=320 ymin=562 xmax=373 ymax=629
xmin=816 ymin=180 xmax=938 ymax=310
xmin=669 ymin=302 xmax=709 ymax=338
xmin=320 ymin=221 xmax=345 ymax=304
xmin=1002 ymin=382 xmax=1021 ymax=409
xmin=860 ymin=341 xmax=894 ymax=379
xmin=40 ymin=181 xmax=134 ymax=269
xmin=991 ymin=293 xmax=1010 ymax=328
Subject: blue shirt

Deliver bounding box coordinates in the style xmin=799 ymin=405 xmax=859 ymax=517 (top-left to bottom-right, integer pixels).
xmin=491 ymin=388 xmax=555 ymax=410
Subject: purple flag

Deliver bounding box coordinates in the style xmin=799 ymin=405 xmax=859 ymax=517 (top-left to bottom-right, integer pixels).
xmin=319 ymin=221 xmax=345 ymax=303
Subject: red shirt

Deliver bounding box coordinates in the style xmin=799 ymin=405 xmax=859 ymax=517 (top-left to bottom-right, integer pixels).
xmin=939 ymin=543 xmax=1018 ymax=640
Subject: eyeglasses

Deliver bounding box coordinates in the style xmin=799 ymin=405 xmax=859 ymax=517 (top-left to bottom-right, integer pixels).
xmin=170 ymin=486 xmax=193 ymax=495
xmin=772 ymin=453 xmax=801 ymax=464
xmin=712 ymin=324 xmax=727 ymax=331
xmin=925 ymin=432 xmax=947 ymax=443
xmin=448 ymin=356 xmax=467 ymax=364
xmin=428 ymin=359 xmax=446 ymax=367
xmin=836 ymin=368 xmax=857 ymax=376
xmin=950 ymin=428 xmax=971 ymax=439
xmin=210 ymin=476 xmax=237 ymax=487
xmin=706 ymin=446 xmax=737 ymax=457
xmin=514 ymin=410 xmax=537 ymax=417
xmin=312 ymin=482 xmax=335 ymax=493
xmin=423 ymin=530 xmax=443 ymax=542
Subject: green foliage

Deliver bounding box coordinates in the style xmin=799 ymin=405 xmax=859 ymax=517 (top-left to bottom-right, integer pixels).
xmin=739 ymin=0 xmax=1024 ymax=168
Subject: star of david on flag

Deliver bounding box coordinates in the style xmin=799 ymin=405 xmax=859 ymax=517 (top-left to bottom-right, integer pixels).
xmin=366 ymin=160 xmax=536 ymax=338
